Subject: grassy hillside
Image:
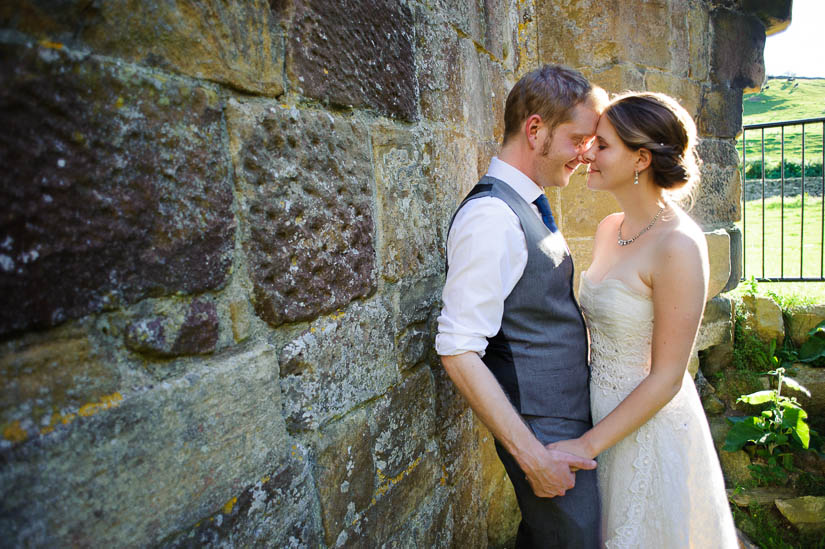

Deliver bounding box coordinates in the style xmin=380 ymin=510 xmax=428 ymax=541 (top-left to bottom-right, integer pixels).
xmin=744 ymin=77 xmax=825 ymax=124
xmin=741 ymin=77 xmax=825 ymax=168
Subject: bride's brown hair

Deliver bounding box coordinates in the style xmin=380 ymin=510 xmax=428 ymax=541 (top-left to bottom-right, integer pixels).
xmin=605 ymin=92 xmax=700 ymax=201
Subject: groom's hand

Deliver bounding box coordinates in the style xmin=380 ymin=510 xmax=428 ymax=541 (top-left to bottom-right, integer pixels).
xmin=522 ymin=447 xmax=597 ymax=498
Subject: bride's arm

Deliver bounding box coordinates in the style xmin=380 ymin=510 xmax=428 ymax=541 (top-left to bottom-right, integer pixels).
xmin=551 ymin=229 xmax=709 ymax=459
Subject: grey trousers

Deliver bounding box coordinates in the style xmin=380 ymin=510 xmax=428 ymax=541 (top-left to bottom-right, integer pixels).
xmin=495 ymin=416 xmax=601 ymax=549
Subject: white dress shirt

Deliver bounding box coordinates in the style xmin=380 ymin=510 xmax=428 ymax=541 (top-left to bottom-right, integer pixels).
xmin=435 ymin=157 xmax=549 ymax=357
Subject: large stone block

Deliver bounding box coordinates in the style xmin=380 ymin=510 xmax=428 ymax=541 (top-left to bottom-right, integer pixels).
xmin=787 ymin=304 xmax=825 ymax=347
xmin=0 ymin=42 xmax=234 ymax=337
xmin=382 ymin=489 xmax=453 ymax=548
xmin=315 ymin=409 xmax=376 ymax=547
xmin=692 ymin=140 xmax=742 ymax=227
xmin=335 ymin=449 xmax=441 ymax=547
xmin=477 ymin=418 xmax=519 ymax=546
xmin=710 ymin=9 xmax=766 ymax=92
xmin=538 ymin=0 xmax=690 ymax=75
xmin=372 ymin=126 xmax=441 ymax=282
xmin=286 ymin=0 xmax=416 ymax=121
xmin=226 ymin=100 xmax=376 ymax=328
xmin=371 ymin=367 xmax=437 ymax=480
xmin=742 ymin=294 xmax=785 ymax=345
xmin=706 ymin=229 xmax=732 ymax=299
xmin=644 ymin=71 xmax=702 ymax=119
xmin=416 ymin=10 xmax=463 ymax=125
xmin=687 ymin=5 xmax=711 ymax=81
xmin=0 ymin=1 xmax=284 ymax=95
xmin=697 ymin=295 xmax=735 ymax=352
xmin=560 ymin=171 xmax=621 ymax=239
xmin=0 ymin=325 xmax=120 ymax=444
xmin=394 ymin=275 xmax=443 ymax=371
xmin=699 ymin=86 xmax=744 ymax=139
xmin=162 ymin=444 xmax=322 ymax=548
xmin=278 ymin=298 xmax=397 ymax=432
xmin=582 ymin=64 xmax=645 ymax=95
xmin=0 ymin=344 xmax=288 ymax=547
xmin=124 ymin=297 xmax=218 ymax=358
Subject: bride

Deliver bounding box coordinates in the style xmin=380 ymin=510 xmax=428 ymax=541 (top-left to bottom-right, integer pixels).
xmin=548 ymin=92 xmax=738 ymax=548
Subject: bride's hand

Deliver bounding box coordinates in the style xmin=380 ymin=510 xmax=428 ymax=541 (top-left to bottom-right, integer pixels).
xmin=546 ymin=438 xmax=595 ymax=469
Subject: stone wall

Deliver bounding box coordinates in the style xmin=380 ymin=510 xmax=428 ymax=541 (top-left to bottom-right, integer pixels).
xmin=0 ymin=0 xmax=789 ymax=547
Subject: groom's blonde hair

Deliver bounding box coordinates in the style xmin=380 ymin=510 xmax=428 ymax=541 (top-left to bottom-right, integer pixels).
xmin=503 ymin=64 xmax=604 ymax=144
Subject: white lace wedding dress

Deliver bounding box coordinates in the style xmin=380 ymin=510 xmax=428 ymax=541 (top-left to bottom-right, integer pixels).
xmin=579 ymin=272 xmax=738 ymax=548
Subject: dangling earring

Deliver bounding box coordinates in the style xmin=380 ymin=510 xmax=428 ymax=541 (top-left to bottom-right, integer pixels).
xmin=633 ymin=170 xmax=639 ymax=185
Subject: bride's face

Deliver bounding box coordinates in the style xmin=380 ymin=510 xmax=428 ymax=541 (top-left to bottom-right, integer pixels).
xmin=582 ymin=116 xmax=637 ymax=192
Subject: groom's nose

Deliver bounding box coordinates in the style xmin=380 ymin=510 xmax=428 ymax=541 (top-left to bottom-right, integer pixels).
xmin=579 ymin=144 xmax=596 ymax=164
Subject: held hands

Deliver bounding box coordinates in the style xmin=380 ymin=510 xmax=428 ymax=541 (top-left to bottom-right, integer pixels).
xmin=545 ymin=437 xmax=596 ymax=464
xmin=522 ymin=444 xmax=597 ymax=498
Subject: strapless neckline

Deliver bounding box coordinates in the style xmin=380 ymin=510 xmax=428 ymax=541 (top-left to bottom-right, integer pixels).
xmin=580 ymin=270 xmax=652 ymax=301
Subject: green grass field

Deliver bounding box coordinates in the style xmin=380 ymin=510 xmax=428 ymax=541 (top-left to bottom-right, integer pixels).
xmin=740 ymin=78 xmax=825 ymax=168
xmin=737 ymin=193 xmax=825 ymax=277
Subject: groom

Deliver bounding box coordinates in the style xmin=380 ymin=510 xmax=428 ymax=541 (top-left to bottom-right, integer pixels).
xmin=436 ymin=65 xmax=605 ymax=547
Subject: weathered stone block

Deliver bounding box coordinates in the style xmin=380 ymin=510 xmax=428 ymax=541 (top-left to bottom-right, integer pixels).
xmin=286 ymin=0 xmax=416 ymax=120
xmin=699 ymin=86 xmax=744 ymax=139
xmin=787 ymin=363 xmax=825 ymax=417
xmin=372 ymin=126 xmax=441 ymax=282
xmin=538 ymin=0 xmax=689 ymax=75
xmin=0 ymin=42 xmax=234 ymax=337
xmin=706 ymin=230 xmax=732 ymax=299
xmin=345 ymin=453 xmax=441 ymax=547
xmin=371 ymin=367 xmax=437 ymax=480
xmin=561 ymin=171 xmax=621 ymax=239
xmin=395 ymin=276 xmax=443 ymax=371
xmin=278 ymin=299 xmax=397 ymax=431
xmin=725 ymin=226 xmax=743 ymax=292
xmin=583 ymin=64 xmax=645 ymax=95
xmin=775 ymin=496 xmax=825 ymax=532
xmin=742 ymin=294 xmax=785 ymax=345
xmin=449 ymin=468 xmax=486 ymax=549
xmin=477 ymin=418 xmax=520 ymax=546
xmin=381 ymin=490 xmax=453 ymax=548
xmin=687 ymin=5 xmax=711 ymax=81
xmin=710 ymin=9 xmax=766 ymax=91
xmin=692 ymin=157 xmax=742 ymax=227
xmin=315 ymin=409 xmax=375 ymax=547
xmin=162 ymin=444 xmax=322 ymax=548
xmin=787 ymin=304 xmax=825 ymax=347
xmin=416 ymin=11 xmax=463 ymax=125
xmin=226 ymin=100 xmax=376 ymax=328
xmin=125 ymin=298 xmax=218 ymax=358
xmin=0 ymin=344 xmax=288 ymax=547
xmin=700 ymin=342 xmax=734 ymax=377
xmin=568 ymin=237 xmax=595 ymax=297
xmin=644 ymin=71 xmax=702 ymax=118
xmin=0 ymin=0 xmax=284 ymax=95
xmin=0 ymin=325 xmax=120 ymax=443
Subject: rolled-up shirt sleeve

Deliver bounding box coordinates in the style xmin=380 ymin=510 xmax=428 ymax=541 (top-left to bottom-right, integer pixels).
xmin=435 ymin=197 xmax=528 ymax=357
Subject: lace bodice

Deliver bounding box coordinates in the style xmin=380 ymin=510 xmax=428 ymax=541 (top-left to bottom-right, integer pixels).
xmin=579 ymin=272 xmax=654 ymax=398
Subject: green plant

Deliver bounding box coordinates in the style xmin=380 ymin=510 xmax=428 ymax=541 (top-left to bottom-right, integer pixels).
xmin=723 ymin=367 xmax=819 ymax=483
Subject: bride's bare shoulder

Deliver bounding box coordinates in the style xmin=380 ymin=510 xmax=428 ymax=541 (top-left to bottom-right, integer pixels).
xmin=656 ymin=208 xmax=708 ymax=268
xmin=594 ymin=212 xmax=624 ymax=240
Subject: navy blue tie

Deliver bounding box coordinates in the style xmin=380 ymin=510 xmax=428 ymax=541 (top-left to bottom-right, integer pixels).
xmin=533 ymin=193 xmax=557 ymax=232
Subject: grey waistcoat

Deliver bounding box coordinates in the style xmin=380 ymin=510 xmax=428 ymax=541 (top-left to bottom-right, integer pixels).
xmin=447 ymin=176 xmax=591 ymax=420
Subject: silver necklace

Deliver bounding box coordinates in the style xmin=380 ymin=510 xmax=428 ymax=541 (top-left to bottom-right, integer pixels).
xmin=617 ymin=207 xmax=664 ymax=246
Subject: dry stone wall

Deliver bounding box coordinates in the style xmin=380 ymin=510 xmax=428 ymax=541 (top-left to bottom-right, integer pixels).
xmin=0 ymin=0 xmax=788 ymax=547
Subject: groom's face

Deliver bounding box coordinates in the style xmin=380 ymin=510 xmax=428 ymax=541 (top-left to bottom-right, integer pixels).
xmin=534 ymin=101 xmax=600 ymax=188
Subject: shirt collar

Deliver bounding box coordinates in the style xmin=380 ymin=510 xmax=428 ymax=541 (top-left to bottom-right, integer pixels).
xmin=485 ymin=157 xmax=543 ymax=204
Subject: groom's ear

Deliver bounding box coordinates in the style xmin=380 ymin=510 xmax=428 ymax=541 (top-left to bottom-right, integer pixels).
xmin=524 ymin=114 xmax=543 ymax=150
xmin=636 ymin=148 xmax=652 ymax=171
